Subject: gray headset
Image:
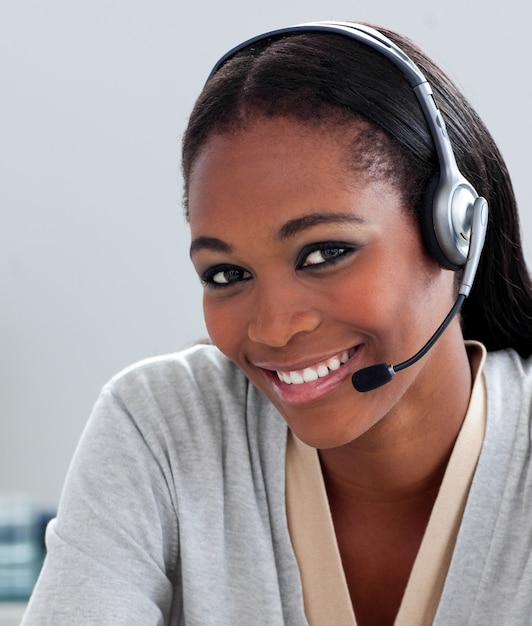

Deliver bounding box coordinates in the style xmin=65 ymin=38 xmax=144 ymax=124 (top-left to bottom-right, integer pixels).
xmin=207 ymin=21 xmax=488 ymax=298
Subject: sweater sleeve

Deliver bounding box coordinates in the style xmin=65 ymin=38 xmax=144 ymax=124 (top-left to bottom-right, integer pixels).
xmin=21 ymin=345 xmax=305 ymax=626
xmin=21 ymin=381 xmax=180 ymax=625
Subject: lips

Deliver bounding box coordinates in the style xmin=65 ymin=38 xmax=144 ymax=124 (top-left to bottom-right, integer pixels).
xmin=275 ymin=349 xmax=353 ymax=385
xmin=260 ymin=346 xmax=359 ymax=405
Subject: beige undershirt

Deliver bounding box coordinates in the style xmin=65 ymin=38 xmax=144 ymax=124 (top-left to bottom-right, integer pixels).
xmin=285 ymin=341 xmax=487 ymax=626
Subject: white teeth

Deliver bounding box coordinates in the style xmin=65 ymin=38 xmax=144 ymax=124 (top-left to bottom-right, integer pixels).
xmin=327 ymin=356 xmax=341 ymax=371
xmin=302 ymin=368 xmax=319 ymax=383
xmin=289 ymin=371 xmax=304 ymax=384
xmin=276 ymin=350 xmax=353 ymax=385
xmin=317 ymin=365 xmax=329 ymax=378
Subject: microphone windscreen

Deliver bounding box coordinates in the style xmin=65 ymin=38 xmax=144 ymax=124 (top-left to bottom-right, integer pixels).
xmin=352 ymin=364 xmax=395 ymax=392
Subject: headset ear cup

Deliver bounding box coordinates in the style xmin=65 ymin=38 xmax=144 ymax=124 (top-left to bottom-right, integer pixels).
xmin=420 ymin=173 xmax=461 ymax=271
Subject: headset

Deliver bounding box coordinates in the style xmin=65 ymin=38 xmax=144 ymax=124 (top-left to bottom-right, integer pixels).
xmin=207 ymin=21 xmax=489 ymax=391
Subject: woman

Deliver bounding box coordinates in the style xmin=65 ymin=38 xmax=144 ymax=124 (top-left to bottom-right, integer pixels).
xmin=23 ymin=21 xmax=532 ymax=626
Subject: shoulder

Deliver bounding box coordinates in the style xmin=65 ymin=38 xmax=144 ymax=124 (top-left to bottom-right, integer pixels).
xmin=106 ymin=341 xmax=248 ymax=411
xmin=111 ymin=340 xmax=241 ymax=385
xmin=68 ymin=342 xmax=286 ymax=500
xmin=485 ymin=346 xmax=532 ymax=375
xmin=484 ymin=347 xmax=532 ymax=400
xmin=482 ymin=347 xmax=532 ymax=448
xmin=438 ymin=349 xmax=532 ymax=623
xmin=77 ymin=343 xmax=254 ymax=456
xmin=93 ymin=342 xmax=284 ymax=447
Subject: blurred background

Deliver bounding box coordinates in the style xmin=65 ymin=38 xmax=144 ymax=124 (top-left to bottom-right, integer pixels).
xmin=1 ymin=0 xmax=531 ymax=610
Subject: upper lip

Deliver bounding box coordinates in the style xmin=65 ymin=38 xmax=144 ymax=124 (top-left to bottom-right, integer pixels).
xmin=252 ymin=346 xmax=359 ymax=373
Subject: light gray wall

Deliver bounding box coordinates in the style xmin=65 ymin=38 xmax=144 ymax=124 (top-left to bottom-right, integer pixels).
xmin=2 ymin=0 xmax=531 ymax=508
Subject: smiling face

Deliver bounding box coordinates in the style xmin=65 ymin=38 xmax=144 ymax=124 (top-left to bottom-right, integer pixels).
xmin=188 ymin=116 xmax=460 ymax=449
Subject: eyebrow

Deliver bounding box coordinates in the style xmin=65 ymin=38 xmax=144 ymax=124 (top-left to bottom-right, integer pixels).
xmin=189 ymin=236 xmax=233 ymax=257
xmin=277 ymin=212 xmax=366 ymax=239
xmin=189 ymin=212 xmax=366 ymax=257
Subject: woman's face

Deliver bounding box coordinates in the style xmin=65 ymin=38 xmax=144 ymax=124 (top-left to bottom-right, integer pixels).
xmin=188 ymin=117 xmax=457 ymax=449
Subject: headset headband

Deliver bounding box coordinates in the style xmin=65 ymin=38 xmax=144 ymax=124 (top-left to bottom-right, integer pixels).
xmin=206 ymin=21 xmax=483 ymax=269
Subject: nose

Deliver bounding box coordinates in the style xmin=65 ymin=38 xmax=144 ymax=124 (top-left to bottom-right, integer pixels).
xmin=247 ymin=283 xmax=321 ymax=347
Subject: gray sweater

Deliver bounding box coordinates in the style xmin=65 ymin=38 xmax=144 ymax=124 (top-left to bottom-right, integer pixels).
xmin=22 ymin=344 xmax=532 ymax=625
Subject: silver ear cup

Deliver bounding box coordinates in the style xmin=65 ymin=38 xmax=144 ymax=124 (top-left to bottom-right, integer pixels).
xmin=433 ymin=180 xmax=479 ymax=268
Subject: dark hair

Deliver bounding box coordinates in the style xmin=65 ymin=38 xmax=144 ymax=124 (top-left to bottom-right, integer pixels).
xmin=182 ymin=24 xmax=532 ymax=356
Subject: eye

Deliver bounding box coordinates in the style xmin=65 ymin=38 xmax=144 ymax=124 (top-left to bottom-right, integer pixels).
xmin=298 ymin=242 xmax=356 ymax=269
xmin=201 ymin=264 xmax=252 ymax=289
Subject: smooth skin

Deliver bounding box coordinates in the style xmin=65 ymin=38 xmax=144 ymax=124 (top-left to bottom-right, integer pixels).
xmin=188 ymin=116 xmax=473 ymax=625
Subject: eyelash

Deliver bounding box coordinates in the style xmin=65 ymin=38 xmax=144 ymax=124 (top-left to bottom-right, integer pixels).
xmin=201 ymin=242 xmax=357 ymax=290
xmin=296 ymin=241 xmax=356 ymax=270
xmin=201 ymin=264 xmax=252 ymax=289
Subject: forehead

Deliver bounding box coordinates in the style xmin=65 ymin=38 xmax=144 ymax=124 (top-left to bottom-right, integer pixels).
xmin=187 ymin=117 xmax=403 ymax=231
xmin=189 ymin=117 xmax=354 ymax=182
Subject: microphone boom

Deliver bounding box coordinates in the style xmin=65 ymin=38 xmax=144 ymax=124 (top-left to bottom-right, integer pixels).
xmin=352 ymin=294 xmax=466 ymax=392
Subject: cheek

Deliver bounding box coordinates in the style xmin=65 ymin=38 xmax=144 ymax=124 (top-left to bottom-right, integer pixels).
xmin=202 ymin=297 xmax=245 ymax=360
xmin=330 ymin=245 xmax=437 ymax=350
xmin=327 ymin=258 xmax=404 ymax=329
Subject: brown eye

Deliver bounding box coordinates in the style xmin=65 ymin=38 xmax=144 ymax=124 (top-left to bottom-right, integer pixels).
xmin=202 ymin=265 xmax=252 ymax=289
xmin=299 ymin=242 xmax=355 ymax=269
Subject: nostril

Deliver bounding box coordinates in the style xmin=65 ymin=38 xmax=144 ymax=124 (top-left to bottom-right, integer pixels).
xmin=247 ymin=308 xmax=321 ymax=347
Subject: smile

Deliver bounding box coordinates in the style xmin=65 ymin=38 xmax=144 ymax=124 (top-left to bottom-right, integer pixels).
xmin=275 ymin=348 xmax=355 ymax=385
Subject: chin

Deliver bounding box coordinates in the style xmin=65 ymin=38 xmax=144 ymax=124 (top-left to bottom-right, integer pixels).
xmin=279 ymin=399 xmax=379 ymax=450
